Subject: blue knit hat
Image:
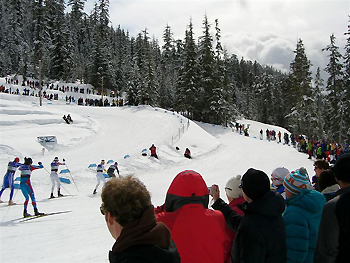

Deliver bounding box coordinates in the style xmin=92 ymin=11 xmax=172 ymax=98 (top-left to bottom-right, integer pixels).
xmin=283 ymin=168 xmax=311 ymax=195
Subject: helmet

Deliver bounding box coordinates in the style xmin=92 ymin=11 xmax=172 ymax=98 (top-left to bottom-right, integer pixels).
xmin=54 ymin=157 xmax=59 ymax=161
xmin=14 ymin=157 xmax=20 ymax=162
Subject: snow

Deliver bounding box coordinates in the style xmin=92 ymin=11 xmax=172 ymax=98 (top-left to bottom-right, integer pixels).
xmin=0 ymin=80 xmax=315 ymax=262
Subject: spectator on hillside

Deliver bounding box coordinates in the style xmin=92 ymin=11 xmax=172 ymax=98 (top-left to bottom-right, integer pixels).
xmin=315 ymin=153 xmax=350 ymax=263
xmin=283 ymin=168 xmax=326 ymax=263
xmin=312 ymin=159 xmax=330 ymax=191
xmin=149 ymin=144 xmax=158 ymax=159
xmin=101 ymin=176 xmax=180 ymax=263
xmin=184 ymin=148 xmax=191 ymax=159
xmin=155 ymin=170 xmax=231 ymax=263
xmin=211 ymin=168 xmax=287 ymax=263
xmin=318 ymin=169 xmax=340 ymax=201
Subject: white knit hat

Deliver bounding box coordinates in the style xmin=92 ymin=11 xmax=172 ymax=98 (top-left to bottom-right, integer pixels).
xmin=271 ymin=167 xmax=290 ymax=185
xmin=225 ymin=175 xmax=243 ymax=199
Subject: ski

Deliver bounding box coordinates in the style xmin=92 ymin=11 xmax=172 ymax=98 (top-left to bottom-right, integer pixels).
xmin=48 ymin=194 xmax=76 ymax=200
xmin=19 ymin=210 xmax=72 ymax=222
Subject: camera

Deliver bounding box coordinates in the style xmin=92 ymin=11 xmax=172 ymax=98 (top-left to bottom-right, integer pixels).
xmin=208 ymin=186 xmax=212 ymax=194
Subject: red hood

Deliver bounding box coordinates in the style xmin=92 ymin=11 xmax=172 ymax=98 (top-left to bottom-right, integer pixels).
xmin=167 ymin=170 xmax=209 ymax=197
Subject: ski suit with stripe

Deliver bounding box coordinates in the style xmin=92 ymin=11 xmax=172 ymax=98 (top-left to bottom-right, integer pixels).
xmin=19 ymin=164 xmax=43 ymax=210
xmin=0 ymin=161 xmax=22 ymax=201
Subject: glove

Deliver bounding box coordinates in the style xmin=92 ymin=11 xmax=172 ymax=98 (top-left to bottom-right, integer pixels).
xmin=38 ymin=162 xmax=42 ymax=165
xmin=63 ymin=158 xmax=65 ymax=162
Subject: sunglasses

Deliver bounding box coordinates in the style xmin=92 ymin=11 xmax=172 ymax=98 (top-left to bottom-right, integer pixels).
xmin=100 ymin=203 xmax=106 ymax=215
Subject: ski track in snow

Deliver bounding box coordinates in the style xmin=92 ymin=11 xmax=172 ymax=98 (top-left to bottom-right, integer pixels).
xmin=0 ymin=88 xmax=315 ymax=263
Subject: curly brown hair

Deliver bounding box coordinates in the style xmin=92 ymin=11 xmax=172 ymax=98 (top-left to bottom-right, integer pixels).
xmin=101 ymin=175 xmax=151 ymax=226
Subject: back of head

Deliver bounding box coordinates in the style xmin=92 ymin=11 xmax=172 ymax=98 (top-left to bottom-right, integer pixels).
xmin=225 ymin=175 xmax=243 ymax=199
xmin=165 ymin=170 xmax=209 ymax=212
xmin=271 ymin=167 xmax=290 ymax=186
xmin=14 ymin=157 xmax=20 ymax=163
xmin=101 ymin=175 xmax=151 ymax=226
xmin=283 ymin=168 xmax=311 ymax=195
xmin=24 ymin=157 xmax=32 ymax=165
xmin=331 ymin=153 xmax=350 ymax=184
xmin=314 ymin=159 xmax=330 ymax=170
xmin=319 ymin=169 xmax=338 ymax=192
xmin=241 ymin=168 xmax=270 ymax=201
xmin=54 ymin=156 xmax=59 ymax=161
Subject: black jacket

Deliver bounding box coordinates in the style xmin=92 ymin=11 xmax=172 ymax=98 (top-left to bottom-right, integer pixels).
xmin=109 ymin=240 xmax=180 ymax=263
xmin=212 ymin=191 xmax=287 ymax=263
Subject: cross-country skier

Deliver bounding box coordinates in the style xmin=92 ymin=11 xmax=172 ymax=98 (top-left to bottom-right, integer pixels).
xmin=19 ymin=157 xmax=44 ymax=217
xmin=50 ymin=157 xmax=65 ymax=198
xmin=93 ymin=160 xmax=106 ymax=194
xmin=107 ymin=162 xmax=120 ymax=178
xmin=0 ymin=157 xmax=22 ymax=205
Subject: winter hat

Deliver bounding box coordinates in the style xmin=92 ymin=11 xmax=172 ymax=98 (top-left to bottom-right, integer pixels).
xmin=331 ymin=153 xmax=350 ymax=183
xmin=14 ymin=157 xmax=20 ymax=162
xmin=271 ymin=167 xmax=290 ymax=185
xmin=114 ymin=161 xmax=118 ymax=166
xmin=240 ymin=168 xmax=270 ymax=201
xmin=283 ymin=168 xmax=311 ymax=195
xmin=225 ymin=175 xmax=243 ymax=199
xmin=54 ymin=156 xmax=59 ymax=161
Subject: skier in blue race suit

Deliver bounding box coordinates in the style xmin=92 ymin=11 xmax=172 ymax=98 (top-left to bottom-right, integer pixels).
xmin=0 ymin=157 xmax=22 ymax=205
xmin=19 ymin=157 xmax=44 ymax=217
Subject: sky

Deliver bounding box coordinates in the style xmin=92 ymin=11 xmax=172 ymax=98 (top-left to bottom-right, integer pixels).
xmin=82 ymin=0 xmax=349 ymax=79
xmin=0 ymin=78 xmax=317 ymax=262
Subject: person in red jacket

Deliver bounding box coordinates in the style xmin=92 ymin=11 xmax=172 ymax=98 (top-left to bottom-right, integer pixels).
xmin=149 ymin=144 xmax=158 ymax=159
xmin=155 ymin=170 xmax=231 ymax=263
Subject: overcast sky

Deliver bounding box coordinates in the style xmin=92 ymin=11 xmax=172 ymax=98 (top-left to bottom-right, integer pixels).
xmin=84 ymin=0 xmax=349 ymax=79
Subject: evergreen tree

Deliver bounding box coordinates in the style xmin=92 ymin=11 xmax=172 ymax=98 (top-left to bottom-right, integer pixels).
xmin=312 ymin=67 xmax=325 ymax=139
xmin=286 ymin=39 xmax=313 ymax=136
xmin=198 ymin=14 xmax=215 ymax=122
xmin=343 ymin=16 xmax=350 ymax=141
xmin=322 ymin=34 xmax=345 ymax=142
xmin=176 ymin=19 xmax=200 ymax=119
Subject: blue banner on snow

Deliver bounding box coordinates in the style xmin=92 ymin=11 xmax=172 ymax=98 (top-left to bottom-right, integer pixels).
xmin=107 ymin=159 xmax=114 ymax=164
xmin=60 ymin=169 xmax=70 ymax=174
xmin=104 ymin=173 xmax=109 ymax=178
xmin=59 ymin=177 xmax=71 ymax=184
xmin=124 ymin=155 xmax=130 ymax=159
xmin=88 ymin=163 xmax=97 ymax=168
xmin=14 ymin=183 xmax=20 ymax=189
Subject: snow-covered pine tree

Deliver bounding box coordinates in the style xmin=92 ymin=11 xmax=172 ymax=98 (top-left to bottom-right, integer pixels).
xmin=286 ymin=39 xmax=313 ymax=136
xmin=312 ymin=67 xmax=325 ymax=139
xmin=176 ymin=18 xmax=200 ymax=119
xmin=322 ymin=34 xmax=345 ymax=142
xmin=198 ymin=14 xmax=215 ymax=123
xmin=343 ymin=16 xmax=350 ymax=141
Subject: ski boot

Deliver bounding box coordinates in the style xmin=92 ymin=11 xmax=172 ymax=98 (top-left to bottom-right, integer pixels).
xmin=8 ymin=200 xmax=16 ymax=206
xmin=50 ymin=193 xmax=55 ymax=199
xmin=58 ymin=190 xmax=64 ymax=197
xmin=93 ymin=189 xmax=97 ymax=195
xmin=34 ymin=208 xmax=45 ymax=216
xmin=23 ymin=209 xmax=32 ymax=218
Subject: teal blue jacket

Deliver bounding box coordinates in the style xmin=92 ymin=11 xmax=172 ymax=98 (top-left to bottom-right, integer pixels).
xmin=283 ymin=189 xmax=326 ymax=263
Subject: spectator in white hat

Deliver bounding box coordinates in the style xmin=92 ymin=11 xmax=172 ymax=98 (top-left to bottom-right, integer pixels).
xmin=271 ymin=167 xmax=290 ymax=198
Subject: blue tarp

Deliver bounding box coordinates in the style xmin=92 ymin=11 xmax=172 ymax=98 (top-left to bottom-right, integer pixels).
xmin=60 ymin=169 xmax=70 ymax=174
xmin=124 ymin=155 xmax=130 ymax=159
xmin=88 ymin=163 xmax=97 ymax=168
xmin=107 ymin=159 xmax=114 ymax=164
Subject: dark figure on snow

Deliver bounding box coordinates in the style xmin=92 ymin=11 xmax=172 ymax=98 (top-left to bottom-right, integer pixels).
xmin=67 ymin=114 xmax=73 ymax=123
xmin=184 ymin=148 xmax=191 ymax=159
xmin=149 ymin=144 xmax=158 ymax=159
xmin=63 ymin=115 xmax=70 ymax=124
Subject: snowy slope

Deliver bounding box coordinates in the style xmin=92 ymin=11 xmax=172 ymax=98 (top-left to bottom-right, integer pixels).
xmin=0 ymin=86 xmax=315 ymax=263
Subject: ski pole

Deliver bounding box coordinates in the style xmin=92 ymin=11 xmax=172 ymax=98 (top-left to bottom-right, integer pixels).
xmin=64 ymin=160 xmax=79 ymax=192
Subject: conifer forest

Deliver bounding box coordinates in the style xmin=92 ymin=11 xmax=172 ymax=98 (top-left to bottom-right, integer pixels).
xmin=1 ymin=1 xmax=349 ymax=143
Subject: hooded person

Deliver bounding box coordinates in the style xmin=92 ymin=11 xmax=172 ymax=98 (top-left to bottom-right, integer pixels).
xmin=315 ymin=153 xmax=350 ymax=263
xmin=283 ymin=168 xmax=326 ymax=263
xmin=155 ymin=170 xmax=231 ymax=263
xmin=211 ymin=168 xmax=287 ymax=263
